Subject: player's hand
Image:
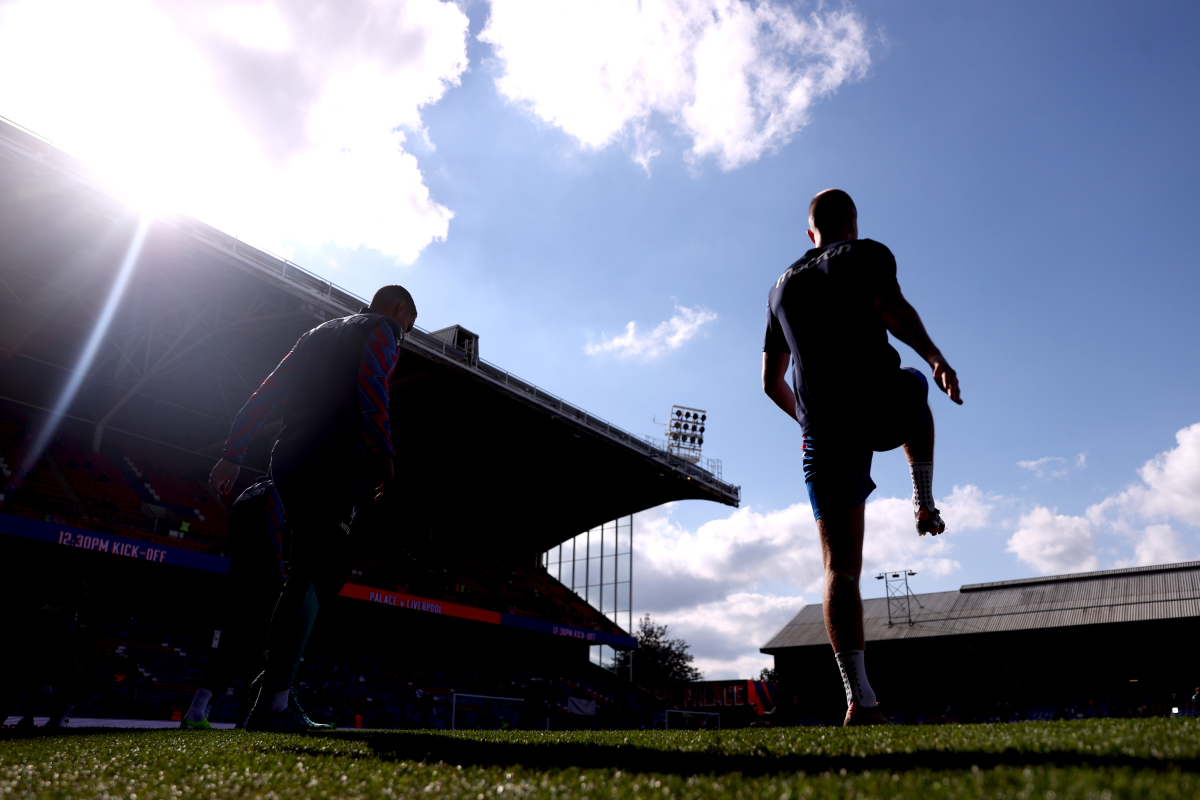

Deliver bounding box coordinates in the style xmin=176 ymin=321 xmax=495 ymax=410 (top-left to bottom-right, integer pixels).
xmin=371 ymin=455 xmax=395 ymax=502
xmin=209 ymin=458 xmax=240 ymax=496
xmin=931 ymin=358 xmax=962 ymax=405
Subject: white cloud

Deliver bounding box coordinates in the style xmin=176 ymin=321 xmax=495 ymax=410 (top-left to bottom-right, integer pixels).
xmin=632 ymin=484 xmax=990 ymax=679
xmin=1006 ymin=506 xmax=1099 ymax=575
xmin=862 ymin=484 xmax=994 ymax=577
xmin=1008 ymin=422 xmax=1200 ymax=574
xmin=1018 ymin=453 xmax=1086 ymax=480
xmin=656 ymin=593 xmax=803 ymax=679
xmin=0 ymin=0 xmax=469 ymax=261
xmin=1113 ymin=422 xmax=1200 ymax=527
xmin=480 ymin=0 xmax=871 ymax=171
xmin=1114 ymin=524 xmax=1190 ymax=569
xmin=585 ymin=305 xmax=717 ymax=360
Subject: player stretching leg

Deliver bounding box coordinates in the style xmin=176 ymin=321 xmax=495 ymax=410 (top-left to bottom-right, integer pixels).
xmin=762 ymin=190 xmax=961 ymax=726
xmin=209 ymin=286 xmax=416 ymax=733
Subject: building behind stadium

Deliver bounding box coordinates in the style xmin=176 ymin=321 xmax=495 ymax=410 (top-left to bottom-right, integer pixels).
xmin=0 ymin=116 xmax=745 ymax=729
xmin=762 ymin=561 xmax=1200 ymax=724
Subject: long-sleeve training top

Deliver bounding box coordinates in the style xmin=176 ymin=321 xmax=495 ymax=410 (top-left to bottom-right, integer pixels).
xmin=221 ymin=313 xmax=405 ymax=464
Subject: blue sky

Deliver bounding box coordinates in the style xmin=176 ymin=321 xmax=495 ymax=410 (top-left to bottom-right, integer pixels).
xmin=3 ymin=0 xmax=1199 ymax=677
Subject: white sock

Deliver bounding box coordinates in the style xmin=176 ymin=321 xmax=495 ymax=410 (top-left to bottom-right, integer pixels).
xmin=835 ymin=650 xmax=877 ymax=708
xmin=909 ymin=462 xmax=934 ymax=513
xmin=185 ymin=688 xmax=212 ymax=721
xmin=269 ymin=689 xmax=289 ymax=715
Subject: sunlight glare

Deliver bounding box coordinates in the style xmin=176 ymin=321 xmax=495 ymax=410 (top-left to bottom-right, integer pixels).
xmin=18 ymin=214 xmax=152 ymax=481
xmin=0 ymin=0 xmax=465 ymax=260
xmin=208 ymin=4 xmax=293 ymax=52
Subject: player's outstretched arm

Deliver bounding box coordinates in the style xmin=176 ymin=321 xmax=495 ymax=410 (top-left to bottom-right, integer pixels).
xmin=874 ymin=282 xmax=962 ymax=405
xmin=762 ymin=351 xmax=800 ymax=422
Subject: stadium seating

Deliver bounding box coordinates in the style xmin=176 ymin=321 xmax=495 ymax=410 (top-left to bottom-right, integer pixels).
xmin=0 ymin=405 xmax=231 ymax=553
xmin=1 ymin=406 xmax=630 ymax=638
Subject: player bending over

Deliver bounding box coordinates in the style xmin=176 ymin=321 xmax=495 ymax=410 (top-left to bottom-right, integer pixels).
xmin=209 ymin=286 xmax=416 ymax=732
xmin=762 ymin=189 xmax=962 ymax=726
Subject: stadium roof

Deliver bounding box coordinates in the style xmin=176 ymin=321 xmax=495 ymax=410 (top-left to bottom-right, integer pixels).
xmin=0 ymin=116 xmax=739 ymax=556
xmin=761 ymin=560 xmax=1200 ymax=652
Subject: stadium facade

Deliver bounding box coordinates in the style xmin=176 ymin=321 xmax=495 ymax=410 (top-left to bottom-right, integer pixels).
xmin=0 ymin=116 xmax=739 ymax=728
xmin=762 ymin=561 xmax=1200 ymax=724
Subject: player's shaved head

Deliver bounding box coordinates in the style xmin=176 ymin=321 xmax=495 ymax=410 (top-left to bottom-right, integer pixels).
xmin=367 ymin=284 xmax=418 ymax=333
xmin=369 ymin=284 xmax=414 ymax=313
xmin=808 ymin=189 xmax=857 ymax=238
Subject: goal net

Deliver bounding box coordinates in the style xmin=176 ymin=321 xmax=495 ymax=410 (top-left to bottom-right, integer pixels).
xmin=450 ymin=693 xmax=525 ymax=731
xmin=665 ymin=709 xmax=720 ymax=730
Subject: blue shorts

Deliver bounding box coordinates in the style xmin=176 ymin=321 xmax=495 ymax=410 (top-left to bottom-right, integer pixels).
xmin=803 ymin=367 xmax=929 ymax=519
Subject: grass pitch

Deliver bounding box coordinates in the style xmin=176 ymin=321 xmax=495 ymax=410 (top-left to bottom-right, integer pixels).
xmin=2 ymin=719 xmax=1198 ymax=799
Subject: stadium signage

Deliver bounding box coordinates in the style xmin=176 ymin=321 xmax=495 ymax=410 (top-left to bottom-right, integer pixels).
xmin=57 ymin=529 xmax=167 ymax=561
xmin=0 ymin=512 xmax=230 ymax=573
xmin=653 ymin=680 xmax=776 ymax=716
xmin=339 ymin=583 xmax=501 ymax=624
xmin=498 ymin=613 xmax=637 ymax=648
xmin=339 ymin=582 xmax=638 ymax=648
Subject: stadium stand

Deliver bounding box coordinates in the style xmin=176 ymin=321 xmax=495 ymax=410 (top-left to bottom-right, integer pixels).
xmin=1 ymin=403 xmax=631 ymax=638
xmin=0 ymin=114 xmax=745 ymax=730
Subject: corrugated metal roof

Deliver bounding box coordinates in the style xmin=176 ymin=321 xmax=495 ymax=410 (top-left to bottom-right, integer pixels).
xmin=761 ymin=560 xmax=1200 ymax=652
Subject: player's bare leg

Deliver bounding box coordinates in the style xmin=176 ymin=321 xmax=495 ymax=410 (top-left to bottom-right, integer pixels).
xmin=819 ymin=504 xmax=887 ymax=725
xmin=818 ymin=504 xmax=865 ymax=653
xmin=904 ymin=404 xmax=945 ymax=536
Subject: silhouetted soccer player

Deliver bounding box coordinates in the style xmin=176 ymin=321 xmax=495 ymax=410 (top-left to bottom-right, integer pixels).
xmin=0 ymin=562 xmax=88 ymax=729
xmin=762 ymin=189 xmax=962 ymax=726
xmin=209 ymin=285 xmax=416 ymax=732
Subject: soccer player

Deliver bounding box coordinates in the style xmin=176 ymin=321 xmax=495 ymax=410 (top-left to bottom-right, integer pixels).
xmin=208 ymin=285 xmax=416 ymax=732
xmin=762 ymin=189 xmax=962 ymax=726
xmin=0 ymin=561 xmax=88 ymax=730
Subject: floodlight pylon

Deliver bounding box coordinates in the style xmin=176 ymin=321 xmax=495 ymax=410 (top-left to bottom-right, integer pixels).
xmin=874 ymin=569 xmax=922 ymax=627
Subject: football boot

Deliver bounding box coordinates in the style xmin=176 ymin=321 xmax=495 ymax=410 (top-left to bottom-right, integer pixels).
xmin=843 ymin=701 xmax=889 ymax=727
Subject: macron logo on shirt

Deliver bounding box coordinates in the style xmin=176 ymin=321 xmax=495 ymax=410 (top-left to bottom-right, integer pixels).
xmin=775 ymin=242 xmax=855 ymax=288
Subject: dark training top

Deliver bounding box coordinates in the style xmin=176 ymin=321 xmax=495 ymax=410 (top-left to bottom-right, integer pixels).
xmin=222 ymin=313 xmax=404 ymax=464
xmin=764 ymin=238 xmax=902 ymax=436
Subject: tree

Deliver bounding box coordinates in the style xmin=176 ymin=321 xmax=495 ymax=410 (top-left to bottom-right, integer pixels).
xmin=614 ymin=613 xmax=702 ymax=686
xmin=759 ymin=666 xmax=777 ymax=682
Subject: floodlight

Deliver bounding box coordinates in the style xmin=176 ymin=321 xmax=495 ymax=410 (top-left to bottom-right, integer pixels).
xmin=664 ymin=405 xmax=708 ymax=464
